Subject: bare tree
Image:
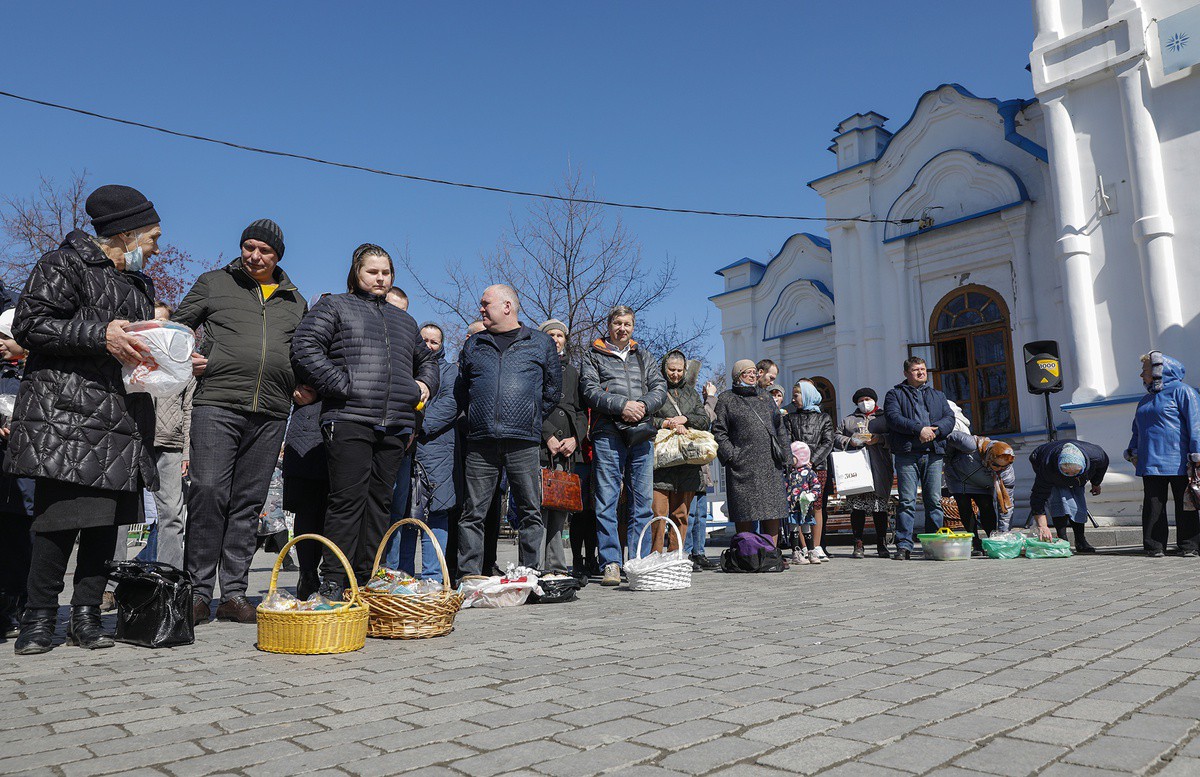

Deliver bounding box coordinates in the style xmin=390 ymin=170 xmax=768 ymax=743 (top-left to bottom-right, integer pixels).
xmin=0 ymin=170 xmax=219 ymax=304
xmin=0 ymin=171 xmax=91 ymax=285
xmin=399 ymin=164 xmax=708 ymax=360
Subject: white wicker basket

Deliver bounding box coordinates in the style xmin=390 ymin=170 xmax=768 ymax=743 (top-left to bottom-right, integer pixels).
xmin=625 ymin=517 xmax=693 ymax=592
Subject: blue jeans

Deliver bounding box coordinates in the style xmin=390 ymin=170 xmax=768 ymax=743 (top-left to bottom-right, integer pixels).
xmin=383 ymin=455 xmax=413 ymax=570
xmin=894 ymin=452 xmax=945 ymax=550
xmin=592 ymin=432 xmax=654 ymax=567
xmin=396 ymin=509 xmax=450 ymax=582
xmin=685 ymin=492 xmax=709 ymax=555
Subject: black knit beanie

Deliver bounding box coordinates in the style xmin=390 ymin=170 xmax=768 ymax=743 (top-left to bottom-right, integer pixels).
xmin=240 ymin=218 xmax=285 ymax=259
xmin=86 ymin=185 xmax=160 ymax=238
xmin=852 ymin=387 xmax=877 ymax=403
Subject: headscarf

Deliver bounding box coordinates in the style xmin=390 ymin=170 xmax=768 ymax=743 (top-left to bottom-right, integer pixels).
xmin=977 ymin=437 xmax=1014 ymax=516
xmin=797 ymin=380 xmax=822 ymax=412
xmin=1057 ymin=443 xmax=1086 ymax=476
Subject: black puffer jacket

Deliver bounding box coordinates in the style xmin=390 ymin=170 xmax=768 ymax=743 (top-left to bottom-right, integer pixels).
xmin=5 ymin=230 xmax=158 ymax=493
xmin=580 ymin=339 xmax=667 ymax=435
xmin=290 ymin=291 xmax=439 ymax=433
xmin=785 ymin=409 xmax=835 ymax=471
xmin=457 ymin=326 xmax=562 ymax=443
xmin=173 ymin=259 xmax=307 ymax=419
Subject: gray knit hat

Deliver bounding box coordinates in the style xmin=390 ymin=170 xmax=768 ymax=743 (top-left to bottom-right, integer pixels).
xmin=539 ymin=318 xmax=569 ymax=336
xmin=240 ymin=218 xmax=285 ymax=259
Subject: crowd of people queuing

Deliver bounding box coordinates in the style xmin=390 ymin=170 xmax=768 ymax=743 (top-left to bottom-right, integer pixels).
xmin=1 ymin=183 xmax=1199 ymax=656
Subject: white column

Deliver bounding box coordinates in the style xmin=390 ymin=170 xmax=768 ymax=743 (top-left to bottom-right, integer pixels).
xmin=1030 ymin=0 xmax=1063 ymax=47
xmin=1116 ymin=61 xmax=1182 ymax=348
xmin=1042 ymin=95 xmax=1106 ymax=400
xmin=857 ymin=223 xmax=888 ymax=388
xmin=827 ymin=221 xmax=860 ymax=405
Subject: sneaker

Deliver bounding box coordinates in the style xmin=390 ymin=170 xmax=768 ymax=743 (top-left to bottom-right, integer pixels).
xmin=893 ymin=549 xmax=911 ymax=561
xmin=601 ymin=563 xmax=621 ymax=586
xmin=852 ymin=541 xmax=865 ymax=559
xmin=811 ymin=547 xmax=830 ymax=563
xmin=695 ymin=555 xmax=718 ymax=570
xmin=1147 ymin=550 xmax=1165 ymax=558
xmin=1182 ymin=549 xmax=1200 ymax=557
xmin=876 ymin=544 xmax=890 ymax=559
xmin=792 ymin=552 xmax=812 ymax=565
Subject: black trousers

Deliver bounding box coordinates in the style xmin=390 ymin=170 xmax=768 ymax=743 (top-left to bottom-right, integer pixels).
xmin=26 ymin=525 xmax=119 ymax=609
xmin=285 ymin=476 xmax=329 ymax=582
xmin=850 ymin=510 xmax=889 ymax=545
xmin=323 ymin=422 xmax=408 ymax=587
xmin=954 ymin=494 xmax=997 ymax=549
xmin=570 ymin=509 xmax=598 ymax=570
xmin=0 ymin=513 xmax=33 ymax=598
xmin=1142 ymin=475 xmax=1200 ymax=553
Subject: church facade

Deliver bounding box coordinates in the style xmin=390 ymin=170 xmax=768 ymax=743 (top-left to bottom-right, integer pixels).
xmin=711 ymin=0 xmax=1200 ymax=523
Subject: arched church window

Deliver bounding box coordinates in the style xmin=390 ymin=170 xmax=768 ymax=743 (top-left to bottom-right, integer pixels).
xmin=930 ymin=286 xmax=1018 ymax=435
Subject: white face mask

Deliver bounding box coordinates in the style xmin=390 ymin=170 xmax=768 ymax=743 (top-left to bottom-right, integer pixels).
xmin=857 ymin=399 xmax=876 ymax=414
xmin=123 ymin=236 xmax=144 ymax=273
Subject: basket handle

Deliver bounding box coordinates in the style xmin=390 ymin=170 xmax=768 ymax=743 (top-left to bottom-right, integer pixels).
xmin=634 ymin=516 xmax=685 ymax=561
xmin=370 ymin=518 xmax=452 ymax=593
xmin=266 ymin=533 xmax=360 ymax=610
xmin=936 ymin=527 xmax=955 ymax=536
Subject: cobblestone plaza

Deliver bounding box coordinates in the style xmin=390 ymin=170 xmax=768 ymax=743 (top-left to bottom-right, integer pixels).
xmin=3 ymin=547 xmax=1200 ymax=776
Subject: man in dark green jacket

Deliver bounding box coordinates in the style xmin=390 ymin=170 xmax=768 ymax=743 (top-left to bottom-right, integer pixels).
xmin=173 ymin=219 xmax=309 ymax=624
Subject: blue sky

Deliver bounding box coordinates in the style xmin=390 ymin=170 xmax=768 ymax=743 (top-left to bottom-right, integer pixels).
xmin=0 ymin=2 xmax=1035 ymax=361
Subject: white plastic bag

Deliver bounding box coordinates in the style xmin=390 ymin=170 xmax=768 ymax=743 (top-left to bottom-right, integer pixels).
xmin=121 ymin=321 xmax=195 ymax=398
xmin=459 ymin=565 xmax=543 ymax=608
xmin=653 ymin=428 xmax=719 ymax=469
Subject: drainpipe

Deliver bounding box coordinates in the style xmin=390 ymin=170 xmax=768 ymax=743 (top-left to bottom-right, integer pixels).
xmin=998 ymin=100 xmax=1049 ymax=163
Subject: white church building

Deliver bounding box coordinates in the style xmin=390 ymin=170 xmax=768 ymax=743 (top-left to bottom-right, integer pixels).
xmin=711 ymin=0 xmax=1200 ymax=523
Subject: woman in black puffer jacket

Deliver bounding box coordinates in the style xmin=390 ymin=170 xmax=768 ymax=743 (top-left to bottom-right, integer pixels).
xmin=290 ymin=244 xmax=439 ymax=596
xmin=785 ymin=380 xmax=835 ymax=562
xmin=8 ymin=185 xmax=162 ymax=655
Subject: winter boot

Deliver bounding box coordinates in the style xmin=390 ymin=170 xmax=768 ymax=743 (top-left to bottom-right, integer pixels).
xmin=14 ymin=608 xmax=57 ymax=655
xmin=66 ymin=605 xmax=114 ymax=650
xmin=1072 ymin=523 xmax=1096 ymax=553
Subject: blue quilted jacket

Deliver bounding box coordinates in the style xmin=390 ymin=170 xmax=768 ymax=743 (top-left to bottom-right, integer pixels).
xmin=457 ymin=326 xmax=562 ymax=443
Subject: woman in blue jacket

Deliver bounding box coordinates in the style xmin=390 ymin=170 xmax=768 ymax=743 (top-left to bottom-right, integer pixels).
xmin=1125 ymin=351 xmax=1200 ymax=557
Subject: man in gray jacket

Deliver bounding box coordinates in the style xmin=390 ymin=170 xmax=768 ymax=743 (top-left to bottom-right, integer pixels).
xmin=580 ymin=305 xmax=667 ymax=585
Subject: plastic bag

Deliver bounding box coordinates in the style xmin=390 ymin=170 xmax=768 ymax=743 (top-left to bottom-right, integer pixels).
xmin=1024 ymin=537 xmax=1073 ymax=559
xmin=0 ymin=393 xmax=15 ymax=424
xmin=530 ymin=575 xmax=580 ymax=604
xmin=459 ymin=565 xmax=542 ymax=608
xmin=981 ymin=531 xmax=1026 ymax=560
xmin=653 ymin=428 xmax=719 ymax=469
xmin=121 ymin=321 xmax=195 ymax=398
xmin=624 ymin=550 xmax=681 ymax=577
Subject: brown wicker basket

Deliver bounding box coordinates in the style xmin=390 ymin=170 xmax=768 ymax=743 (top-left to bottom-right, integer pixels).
xmin=256 ymin=534 xmax=369 ymax=655
xmin=361 ymin=518 xmax=464 ymax=639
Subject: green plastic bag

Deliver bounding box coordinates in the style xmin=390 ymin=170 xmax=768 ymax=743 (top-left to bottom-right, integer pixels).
xmin=981 ymin=535 xmax=1025 ymax=559
xmin=1024 ymin=537 xmax=1072 ymax=559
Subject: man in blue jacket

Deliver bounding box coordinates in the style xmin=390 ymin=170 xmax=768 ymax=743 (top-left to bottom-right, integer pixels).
xmin=456 ymin=285 xmax=562 ymax=575
xmin=883 ymin=356 xmax=954 ymax=560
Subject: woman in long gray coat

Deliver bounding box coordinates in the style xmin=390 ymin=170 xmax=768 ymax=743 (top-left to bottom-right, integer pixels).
xmin=650 ymin=350 xmax=709 ymax=553
xmin=712 ymin=360 xmax=790 ymax=544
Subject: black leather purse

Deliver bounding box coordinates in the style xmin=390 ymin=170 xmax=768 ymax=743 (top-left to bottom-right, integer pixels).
xmin=105 ymin=561 xmax=195 ymax=648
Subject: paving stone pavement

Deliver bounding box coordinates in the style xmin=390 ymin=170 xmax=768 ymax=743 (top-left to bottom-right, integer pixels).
xmin=3 ymin=544 xmax=1200 ymax=776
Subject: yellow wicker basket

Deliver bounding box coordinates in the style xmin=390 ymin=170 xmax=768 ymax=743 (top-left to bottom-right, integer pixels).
xmin=256 ymin=534 xmax=370 ymax=655
xmin=361 ymin=518 xmax=464 ymax=639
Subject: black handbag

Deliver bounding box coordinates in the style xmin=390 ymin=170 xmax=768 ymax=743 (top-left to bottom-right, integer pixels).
xmin=105 ymin=560 xmax=195 ymax=648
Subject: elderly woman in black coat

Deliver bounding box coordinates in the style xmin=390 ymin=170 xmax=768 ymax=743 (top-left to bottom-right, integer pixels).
xmin=712 ymin=359 xmax=791 ymax=544
xmin=9 ymin=185 xmax=163 ymax=655
xmin=650 ymin=350 xmax=710 ymax=555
